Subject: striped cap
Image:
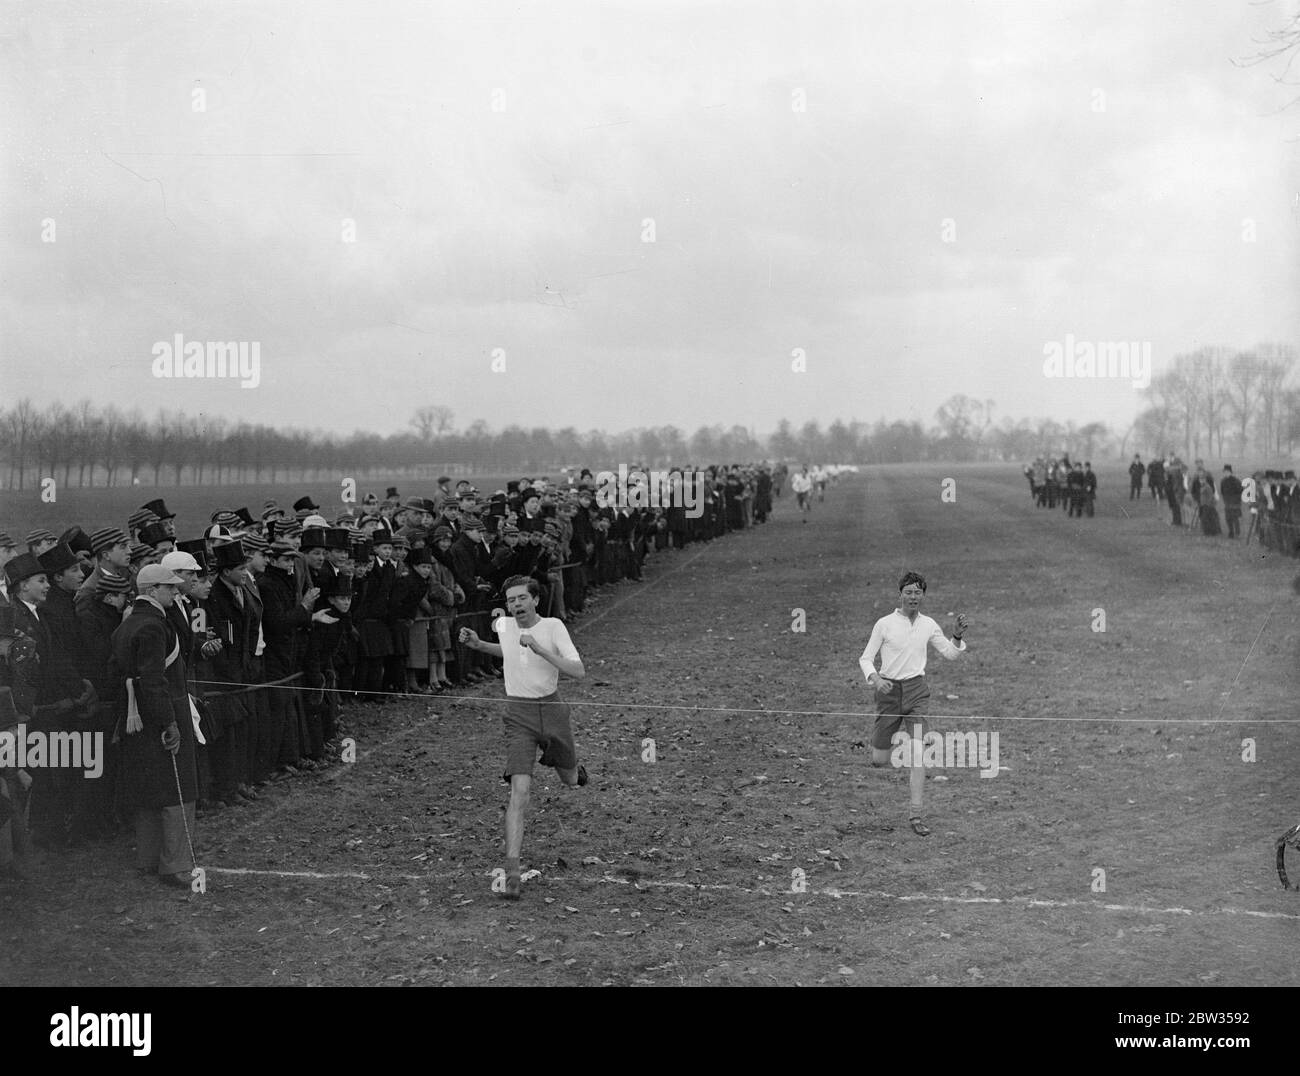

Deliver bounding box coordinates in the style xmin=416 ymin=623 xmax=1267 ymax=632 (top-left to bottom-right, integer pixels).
xmin=212 ymin=511 xmax=242 ymax=529
xmin=89 ymin=527 xmax=130 ymax=555
xmin=279 ymin=520 xmax=303 ymax=539
xmin=128 ymin=542 xmax=154 ymax=563
xmin=240 ymin=533 xmax=269 ymax=554
xmin=25 ymin=529 xmax=56 ymax=545
xmin=0 ymin=532 xmax=15 ymax=549
xmin=95 ymin=569 xmax=132 ymax=595
xmin=333 ymin=511 xmax=355 ymax=527
xmin=126 ymin=509 xmax=159 ymax=532
xmin=267 ymin=540 xmax=296 ymax=558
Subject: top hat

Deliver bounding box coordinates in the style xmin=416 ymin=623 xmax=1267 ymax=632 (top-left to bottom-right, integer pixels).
xmin=293 ymin=495 xmax=320 ymax=513
xmin=59 ymin=526 xmax=95 ymax=557
xmin=38 ymin=542 xmax=81 ymax=576
xmin=211 ymin=540 xmax=248 ymax=571
xmin=138 ymin=522 xmax=173 ymax=548
xmin=140 ymin=498 xmax=175 ymax=520
xmin=5 ymin=553 xmax=48 ymax=588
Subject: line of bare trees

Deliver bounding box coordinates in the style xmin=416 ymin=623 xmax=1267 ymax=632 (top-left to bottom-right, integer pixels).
xmin=1133 ymin=344 xmax=1299 ymax=460
xmin=3 ymin=370 xmax=1292 ymax=491
xmin=0 ymin=402 xmax=820 ymax=489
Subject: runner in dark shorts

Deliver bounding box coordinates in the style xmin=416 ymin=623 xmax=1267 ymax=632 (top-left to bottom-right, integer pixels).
xmin=460 ymin=576 xmax=588 ymax=900
xmin=502 ymin=693 xmax=577 ymax=779
xmin=869 ymin=674 xmax=931 ymax=751
xmin=859 ymin=571 xmax=970 ymax=837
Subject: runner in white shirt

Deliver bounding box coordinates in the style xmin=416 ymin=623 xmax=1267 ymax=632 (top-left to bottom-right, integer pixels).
xmin=859 ymin=571 xmax=970 ymax=836
xmin=460 ymin=575 xmax=588 ymax=900
xmin=790 ymin=467 xmax=813 ymax=521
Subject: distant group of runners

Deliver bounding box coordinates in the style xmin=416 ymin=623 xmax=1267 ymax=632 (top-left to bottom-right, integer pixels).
xmin=790 ymin=463 xmax=844 ymax=520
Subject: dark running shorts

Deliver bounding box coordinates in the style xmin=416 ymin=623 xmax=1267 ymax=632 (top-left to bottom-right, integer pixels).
xmin=870 ymin=675 xmax=932 ymax=751
xmin=502 ymin=692 xmax=577 ymax=781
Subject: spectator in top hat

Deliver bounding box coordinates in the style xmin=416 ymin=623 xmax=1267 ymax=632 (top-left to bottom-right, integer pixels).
xmin=14 ymin=545 xmax=89 ymax=849
xmin=138 ymin=522 xmax=175 ymax=555
xmin=292 ymin=495 xmax=320 ymax=517
xmin=140 ymin=498 xmax=176 ymax=521
xmin=58 ymin=526 xmax=95 ymax=566
xmin=352 ymin=528 xmax=395 ymax=701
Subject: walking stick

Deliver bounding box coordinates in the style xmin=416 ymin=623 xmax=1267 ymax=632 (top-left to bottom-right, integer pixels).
xmin=170 ymin=751 xmax=199 ymax=885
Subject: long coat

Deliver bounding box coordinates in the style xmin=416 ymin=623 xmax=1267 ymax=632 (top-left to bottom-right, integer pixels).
xmin=353 ymin=559 xmax=395 ymax=658
xmin=203 ymin=576 xmax=261 ymax=687
xmin=257 ymin=565 xmax=310 ymax=680
xmin=110 ymin=598 xmax=197 ymax=811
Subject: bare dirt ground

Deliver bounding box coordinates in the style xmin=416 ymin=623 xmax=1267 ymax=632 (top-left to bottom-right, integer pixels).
xmin=4 ymin=464 xmax=1298 ymax=987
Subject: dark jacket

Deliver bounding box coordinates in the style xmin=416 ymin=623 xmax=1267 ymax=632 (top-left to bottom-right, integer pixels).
xmin=77 ymin=598 xmax=123 ymax=703
xmin=109 ymin=598 xmax=197 ymax=810
xmin=37 ymin=585 xmax=87 ymax=705
xmin=258 ymin=564 xmax=310 ymax=680
xmin=353 ymin=559 xmax=395 ymax=657
xmin=203 ymin=575 xmax=262 ymax=688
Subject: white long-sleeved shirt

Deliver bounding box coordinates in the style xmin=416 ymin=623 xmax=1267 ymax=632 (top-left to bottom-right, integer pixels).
xmin=859 ymin=610 xmax=965 ymax=682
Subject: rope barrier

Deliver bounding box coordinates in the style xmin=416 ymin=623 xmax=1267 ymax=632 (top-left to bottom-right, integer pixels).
xmin=183 ymin=679 xmax=1300 ymax=723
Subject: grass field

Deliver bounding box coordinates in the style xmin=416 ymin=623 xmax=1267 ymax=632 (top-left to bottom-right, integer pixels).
xmin=3 ymin=463 xmax=1299 ymax=986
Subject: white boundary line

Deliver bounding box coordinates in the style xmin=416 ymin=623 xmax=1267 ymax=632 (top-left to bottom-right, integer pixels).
xmin=202 ymin=866 xmax=1300 ymax=920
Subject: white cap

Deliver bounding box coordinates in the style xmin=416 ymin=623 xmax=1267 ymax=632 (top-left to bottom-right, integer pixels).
xmin=160 ymin=550 xmax=201 ymax=573
xmin=303 ymin=514 xmax=330 ymax=529
xmin=136 ymin=563 xmax=183 ymax=588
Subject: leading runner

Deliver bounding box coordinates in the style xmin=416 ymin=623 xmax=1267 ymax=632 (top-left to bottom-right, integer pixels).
xmin=460 ymin=575 xmax=588 ymax=900
xmin=858 ymin=571 xmax=970 ymax=837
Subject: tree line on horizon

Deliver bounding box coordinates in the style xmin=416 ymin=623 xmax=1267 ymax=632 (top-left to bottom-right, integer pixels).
xmin=1 ymin=351 xmax=1295 ymax=490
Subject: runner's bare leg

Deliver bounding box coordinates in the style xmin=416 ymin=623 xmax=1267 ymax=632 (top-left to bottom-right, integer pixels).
xmin=506 ymin=774 xmax=531 ymax=860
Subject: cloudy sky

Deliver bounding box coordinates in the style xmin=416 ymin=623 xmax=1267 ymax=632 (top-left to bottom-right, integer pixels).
xmin=2 ymin=0 xmax=1297 ymax=439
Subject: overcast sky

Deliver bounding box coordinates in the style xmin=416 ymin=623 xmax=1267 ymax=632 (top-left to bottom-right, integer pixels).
xmin=2 ymin=0 xmax=1297 ymax=440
